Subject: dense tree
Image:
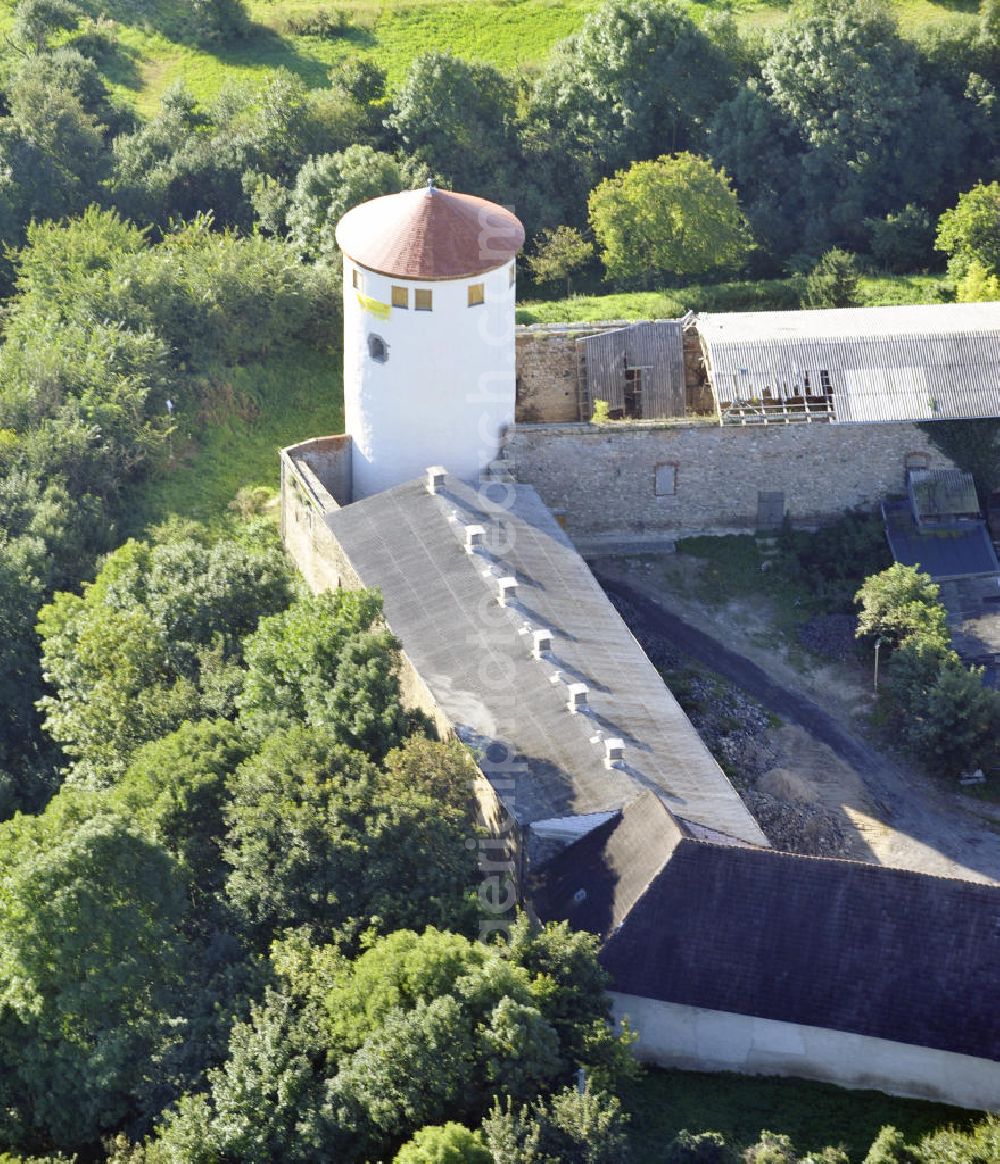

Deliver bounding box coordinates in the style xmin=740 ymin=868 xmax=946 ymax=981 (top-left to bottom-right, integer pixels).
xmin=387 ymin=53 xmax=520 ymax=199
xmin=0 ymin=77 xmax=108 ymax=238
xmin=865 ymin=206 xmax=935 ymax=274
xmin=902 ymin=654 xmax=1000 ymax=775
xmin=935 ymin=180 xmax=1000 ymax=277
xmin=0 ymin=806 xmax=186 ymax=1151
xmin=238 ymin=588 xmax=418 ymax=757
xmin=113 ymin=719 xmax=248 ymax=904
xmin=36 ymin=522 xmax=292 ymax=786
xmin=224 ymin=728 xmax=477 ymax=946
xmin=480 ymin=1082 xmax=630 ymax=1163
xmin=282 ymin=146 xmax=419 ymax=262
xmin=802 ymin=249 xmax=862 ymax=308
xmin=394 ymin=1122 xmax=491 ymax=1163
xmin=713 ymin=0 xmax=967 ymax=260
xmin=11 ymin=0 xmax=80 ymax=54
xmin=531 ymin=0 xmax=734 ymax=185
xmin=527 ymin=226 xmax=593 ymax=297
xmin=855 ymin=564 xmax=949 ymax=650
xmin=589 ymin=153 xmax=752 ymax=282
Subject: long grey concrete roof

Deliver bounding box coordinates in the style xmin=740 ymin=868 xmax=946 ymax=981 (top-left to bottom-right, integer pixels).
xmin=325 ymin=474 xmax=768 ymax=848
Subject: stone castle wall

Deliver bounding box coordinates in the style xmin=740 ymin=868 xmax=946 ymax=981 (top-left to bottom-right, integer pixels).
xmin=515 ymin=326 xmax=584 ymax=423
xmin=507 ymin=419 xmax=952 ymax=542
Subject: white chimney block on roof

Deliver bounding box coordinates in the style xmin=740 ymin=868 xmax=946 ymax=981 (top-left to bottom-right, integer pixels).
xmin=532 ymin=628 xmax=553 ymax=659
xmin=465 ymin=524 xmax=485 ymax=553
xmin=498 ymin=576 xmax=517 ymax=606
xmin=567 ymin=683 xmax=589 ymax=713
xmin=604 ymin=738 xmax=625 ymax=769
xmin=426 ymin=466 xmax=447 ymax=494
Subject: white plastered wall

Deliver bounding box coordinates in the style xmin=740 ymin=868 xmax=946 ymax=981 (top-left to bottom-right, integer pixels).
xmin=343 ymin=258 xmax=516 ymax=499
xmin=612 ymin=992 xmax=1000 ymax=1112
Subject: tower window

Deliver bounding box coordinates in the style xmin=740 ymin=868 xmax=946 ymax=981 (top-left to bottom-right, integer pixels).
xmin=391 ymin=285 xmax=408 ymax=309
xmin=368 ymin=334 xmax=389 ymax=363
xmin=415 ymin=289 xmax=433 ymax=311
xmin=508 ymin=263 xmax=516 ymax=287
xmin=468 ymin=283 xmax=485 ymax=307
xmin=352 ymin=269 xmax=360 ymax=289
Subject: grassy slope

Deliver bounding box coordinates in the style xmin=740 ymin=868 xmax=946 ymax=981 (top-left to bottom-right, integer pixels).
xmin=516 ymin=274 xmax=950 ymax=324
xmin=124 ymin=344 xmax=342 ymax=531
xmin=0 ymin=0 xmax=978 ymax=115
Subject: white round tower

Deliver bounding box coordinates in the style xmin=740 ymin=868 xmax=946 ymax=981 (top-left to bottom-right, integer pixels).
xmin=335 ymin=183 xmax=524 ymax=500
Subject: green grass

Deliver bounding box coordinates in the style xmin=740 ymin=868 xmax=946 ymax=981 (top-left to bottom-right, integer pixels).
xmin=623 ymin=1068 xmax=976 ymax=1163
xmin=673 ymin=535 xmax=768 ymax=604
xmin=124 ymin=343 xmax=342 ymax=532
xmin=0 ymin=0 xmax=979 ymax=115
xmin=516 ymin=274 xmax=951 ymax=325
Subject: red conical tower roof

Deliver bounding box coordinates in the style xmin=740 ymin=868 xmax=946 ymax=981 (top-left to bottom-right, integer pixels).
xmin=335 ymin=184 xmax=525 ymax=281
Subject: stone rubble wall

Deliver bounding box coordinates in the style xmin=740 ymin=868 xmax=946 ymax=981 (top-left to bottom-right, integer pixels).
xmin=507 ymin=419 xmax=954 ymax=541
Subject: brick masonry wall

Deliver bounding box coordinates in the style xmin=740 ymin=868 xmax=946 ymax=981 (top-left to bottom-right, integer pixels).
xmin=507 ymin=420 xmax=955 ymax=539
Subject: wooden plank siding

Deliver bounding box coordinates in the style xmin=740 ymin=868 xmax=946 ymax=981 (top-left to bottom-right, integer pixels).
xmin=581 ymin=321 xmax=686 ymax=419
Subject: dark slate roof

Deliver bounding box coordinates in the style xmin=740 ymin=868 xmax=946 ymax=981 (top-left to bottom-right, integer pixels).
xmin=530 ymin=792 xmax=684 ymax=936
xmin=908 ymin=469 xmax=981 ymax=522
xmin=325 ymin=475 xmax=768 ymax=848
xmin=883 ymin=499 xmax=999 ymax=580
xmin=540 ymin=819 xmax=1000 ymax=1061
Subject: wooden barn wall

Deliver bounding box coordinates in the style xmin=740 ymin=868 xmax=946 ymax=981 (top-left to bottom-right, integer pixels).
xmin=583 ymin=323 xmax=685 ymax=418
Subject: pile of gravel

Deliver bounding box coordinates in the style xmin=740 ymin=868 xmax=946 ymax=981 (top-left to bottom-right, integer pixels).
xmin=797 ymin=613 xmax=861 ymax=662
xmin=744 ymin=788 xmax=851 ymax=858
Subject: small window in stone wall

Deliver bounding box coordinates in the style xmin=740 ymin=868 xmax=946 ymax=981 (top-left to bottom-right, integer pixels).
xmin=368 ymin=334 xmax=389 ymax=363
xmin=655 ymin=463 xmax=677 ymax=496
xmin=905 ymin=451 xmax=930 ymax=471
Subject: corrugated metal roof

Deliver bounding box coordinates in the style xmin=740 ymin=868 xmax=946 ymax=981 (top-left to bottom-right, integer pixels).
xmin=699 ymin=303 xmax=1000 ymax=424
xmin=908 ymin=469 xmax=980 ymax=522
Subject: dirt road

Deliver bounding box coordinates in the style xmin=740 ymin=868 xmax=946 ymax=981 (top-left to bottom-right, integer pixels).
xmin=594 ymin=562 xmax=1000 ymax=885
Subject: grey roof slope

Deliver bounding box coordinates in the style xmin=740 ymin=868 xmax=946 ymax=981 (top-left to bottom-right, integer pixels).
xmin=537 ymin=811 xmax=1000 ymax=1061
xmin=883 ymin=499 xmax=999 ymax=580
xmin=325 ymin=475 xmax=767 ymax=847
xmin=699 ymin=303 xmax=1000 ymax=424
xmin=530 ymin=791 xmax=682 ymax=936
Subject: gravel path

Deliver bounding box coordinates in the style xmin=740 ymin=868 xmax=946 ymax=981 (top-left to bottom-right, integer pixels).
xmin=596 ymin=567 xmax=1000 ymax=885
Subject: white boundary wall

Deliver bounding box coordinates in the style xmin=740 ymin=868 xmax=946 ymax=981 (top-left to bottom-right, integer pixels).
xmin=612 ymin=992 xmax=1000 ymax=1112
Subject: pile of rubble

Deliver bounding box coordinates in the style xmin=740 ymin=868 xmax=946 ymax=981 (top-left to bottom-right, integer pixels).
xmin=609 ymin=591 xmax=853 ymax=858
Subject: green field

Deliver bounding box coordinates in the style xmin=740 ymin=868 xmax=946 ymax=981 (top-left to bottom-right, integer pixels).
xmin=516 ymin=273 xmax=950 ymax=324
xmin=0 ymin=0 xmax=980 ymax=114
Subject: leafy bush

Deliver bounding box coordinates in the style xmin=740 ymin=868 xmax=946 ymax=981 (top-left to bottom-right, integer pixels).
xmin=778 ymin=510 xmax=891 ymax=614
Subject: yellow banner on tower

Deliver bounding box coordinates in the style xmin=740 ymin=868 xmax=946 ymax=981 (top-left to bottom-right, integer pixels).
xmin=357 ymin=291 xmax=391 ymax=321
